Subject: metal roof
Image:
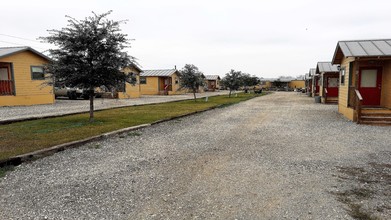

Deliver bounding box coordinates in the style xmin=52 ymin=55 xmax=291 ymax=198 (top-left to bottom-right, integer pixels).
xmin=205 ymin=75 xmax=221 ymax=80
xmin=309 ymin=68 xmax=316 ymax=76
xmin=261 ymin=76 xmax=299 ymax=82
xmin=316 ymin=62 xmax=339 ymax=73
xmin=332 ymin=39 xmax=391 ymax=64
xmin=140 ymin=69 xmax=178 ymax=77
xmin=0 ymin=46 xmax=51 ymax=61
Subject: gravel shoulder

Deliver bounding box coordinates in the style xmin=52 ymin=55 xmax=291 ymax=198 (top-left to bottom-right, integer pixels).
xmin=0 ymin=92 xmax=390 ymax=219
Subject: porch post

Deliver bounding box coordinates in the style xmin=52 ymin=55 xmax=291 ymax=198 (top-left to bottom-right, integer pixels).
xmin=354 ymin=59 xmax=360 ymax=122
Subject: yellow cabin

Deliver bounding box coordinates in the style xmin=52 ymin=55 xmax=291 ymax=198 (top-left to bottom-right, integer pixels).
xmin=316 ymin=62 xmax=339 ymax=104
xmin=260 ymin=77 xmax=304 ymax=91
xmin=0 ymin=47 xmax=54 ymax=106
xmin=139 ymin=69 xmax=183 ymax=95
xmin=117 ymin=64 xmax=142 ymax=99
xmin=332 ymin=39 xmax=391 ymax=125
xmin=204 ymin=75 xmax=221 ymax=91
xmin=288 ymin=80 xmax=305 ymax=90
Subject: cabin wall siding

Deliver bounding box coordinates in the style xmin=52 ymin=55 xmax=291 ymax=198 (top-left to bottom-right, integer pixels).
xmin=288 ymin=80 xmax=305 ymax=89
xmin=118 ymin=66 xmax=141 ymax=99
xmin=140 ymin=76 xmax=159 ymax=95
xmin=338 ymin=57 xmax=355 ymax=121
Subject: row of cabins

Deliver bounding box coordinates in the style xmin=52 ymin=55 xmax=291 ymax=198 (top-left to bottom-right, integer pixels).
xmin=306 ymin=39 xmax=391 ymax=125
xmin=260 ymin=76 xmax=305 ymax=91
xmin=0 ymin=47 xmax=221 ymax=107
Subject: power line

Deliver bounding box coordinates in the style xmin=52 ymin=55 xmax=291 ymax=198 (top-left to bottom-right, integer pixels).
xmin=0 ymin=40 xmax=50 ymax=52
xmin=0 ymin=40 xmax=26 ymax=46
xmin=0 ymin=33 xmax=41 ymax=43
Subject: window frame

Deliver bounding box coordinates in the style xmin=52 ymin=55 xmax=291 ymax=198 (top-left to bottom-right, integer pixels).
xmin=31 ymin=66 xmax=45 ymax=80
xmin=140 ymin=76 xmax=147 ymax=84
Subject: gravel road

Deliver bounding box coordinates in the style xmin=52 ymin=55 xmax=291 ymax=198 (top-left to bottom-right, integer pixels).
xmin=1 ymin=92 xmax=390 ymax=219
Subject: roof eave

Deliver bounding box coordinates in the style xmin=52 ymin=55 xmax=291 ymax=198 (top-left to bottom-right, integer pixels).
xmin=0 ymin=47 xmax=52 ymax=62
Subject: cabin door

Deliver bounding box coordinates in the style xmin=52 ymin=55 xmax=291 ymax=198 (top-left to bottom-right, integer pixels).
xmin=358 ymin=67 xmax=382 ymax=106
xmin=326 ymin=76 xmax=339 ymax=97
xmin=0 ymin=63 xmax=13 ymax=95
xmin=315 ymin=77 xmax=319 ymax=94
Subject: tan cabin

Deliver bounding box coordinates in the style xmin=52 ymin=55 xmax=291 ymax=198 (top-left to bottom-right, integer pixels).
xmin=117 ymin=64 xmax=142 ymax=99
xmin=140 ymin=69 xmax=183 ymax=95
xmin=0 ymin=47 xmax=54 ymax=106
xmin=332 ymin=39 xmax=391 ymax=125
xmin=316 ymin=62 xmax=339 ymax=104
xmin=204 ymin=75 xmax=221 ymax=91
xmin=260 ymin=77 xmax=304 ymax=91
xmin=288 ymin=79 xmax=305 ymax=90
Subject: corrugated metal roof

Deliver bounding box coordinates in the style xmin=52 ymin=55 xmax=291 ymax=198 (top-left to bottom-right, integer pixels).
xmin=140 ymin=69 xmax=178 ymax=77
xmin=0 ymin=46 xmax=51 ymax=61
xmin=332 ymin=39 xmax=391 ymax=64
xmin=339 ymin=39 xmax=391 ymax=56
xmin=316 ymin=62 xmax=339 ymax=73
xmin=205 ymin=75 xmax=221 ymax=80
xmin=261 ymin=76 xmax=297 ymax=82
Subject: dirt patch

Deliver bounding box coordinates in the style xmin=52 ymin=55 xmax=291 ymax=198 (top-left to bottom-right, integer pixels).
xmin=333 ymin=158 xmax=391 ymax=219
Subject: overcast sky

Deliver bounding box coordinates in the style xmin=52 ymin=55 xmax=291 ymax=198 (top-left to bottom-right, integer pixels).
xmin=1 ymin=0 xmax=391 ymax=78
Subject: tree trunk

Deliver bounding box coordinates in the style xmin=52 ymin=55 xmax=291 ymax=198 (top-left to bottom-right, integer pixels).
xmin=89 ymin=88 xmax=94 ymax=122
xmin=229 ymin=89 xmax=232 ymax=98
xmin=193 ymin=89 xmax=197 ymax=102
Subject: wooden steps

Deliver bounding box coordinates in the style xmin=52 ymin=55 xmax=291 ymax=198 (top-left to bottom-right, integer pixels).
xmin=325 ymin=97 xmax=338 ymax=104
xmin=360 ymin=108 xmax=391 ymax=126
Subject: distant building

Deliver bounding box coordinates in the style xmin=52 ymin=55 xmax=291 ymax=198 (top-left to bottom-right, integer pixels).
xmin=260 ymin=76 xmax=305 ymax=91
xmin=139 ymin=69 xmax=183 ymax=95
xmin=316 ymin=62 xmax=339 ymax=104
xmin=204 ymin=75 xmax=221 ymax=91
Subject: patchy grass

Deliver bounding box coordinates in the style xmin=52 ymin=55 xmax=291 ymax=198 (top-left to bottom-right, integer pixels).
xmin=0 ymin=166 xmax=14 ymax=178
xmin=128 ymin=132 xmax=142 ymax=137
xmin=88 ymin=144 xmax=102 ymax=149
xmin=0 ymin=93 xmax=265 ymax=161
xmin=333 ymin=162 xmax=391 ymax=220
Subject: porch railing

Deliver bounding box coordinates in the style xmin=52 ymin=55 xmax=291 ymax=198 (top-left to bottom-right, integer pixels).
xmin=0 ymin=80 xmax=14 ymax=95
xmin=355 ymin=89 xmax=363 ymax=124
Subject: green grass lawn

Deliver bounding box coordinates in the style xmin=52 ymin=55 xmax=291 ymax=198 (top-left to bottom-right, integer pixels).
xmin=0 ymin=93 xmax=264 ymax=161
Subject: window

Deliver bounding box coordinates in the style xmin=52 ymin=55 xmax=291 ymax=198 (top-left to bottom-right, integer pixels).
xmin=0 ymin=67 xmax=9 ymax=80
xmin=175 ymin=77 xmax=179 ymax=84
xmin=140 ymin=76 xmax=147 ymax=84
xmin=340 ymin=66 xmax=346 ymax=85
xmin=31 ymin=66 xmax=45 ymax=80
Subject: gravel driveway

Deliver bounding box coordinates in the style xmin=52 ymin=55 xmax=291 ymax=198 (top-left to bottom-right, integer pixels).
xmin=1 ymin=92 xmax=390 ymax=219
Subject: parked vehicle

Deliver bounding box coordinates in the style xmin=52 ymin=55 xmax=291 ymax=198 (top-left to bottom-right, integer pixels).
xmin=54 ymin=86 xmax=89 ymax=100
